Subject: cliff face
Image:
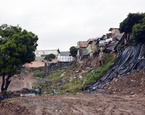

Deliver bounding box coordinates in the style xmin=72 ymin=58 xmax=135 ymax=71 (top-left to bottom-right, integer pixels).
xmin=88 ymin=44 xmax=145 ymax=91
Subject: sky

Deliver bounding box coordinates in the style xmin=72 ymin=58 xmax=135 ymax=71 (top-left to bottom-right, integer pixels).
xmin=0 ymin=0 xmax=145 ymax=51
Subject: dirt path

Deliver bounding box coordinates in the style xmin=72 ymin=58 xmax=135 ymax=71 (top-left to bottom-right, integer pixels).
xmin=1 ymin=93 xmax=145 ymax=115
xmin=8 ymin=73 xmax=37 ymax=91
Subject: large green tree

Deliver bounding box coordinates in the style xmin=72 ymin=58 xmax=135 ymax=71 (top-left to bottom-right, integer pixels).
xmin=0 ymin=24 xmax=38 ymax=93
xmin=119 ymin=12 xmax=145 ymax=43
xmin=119 ymin=13 xmax=144 ymax=34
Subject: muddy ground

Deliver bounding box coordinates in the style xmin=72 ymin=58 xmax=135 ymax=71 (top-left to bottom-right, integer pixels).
xmin=1 ymin=71 xmax=145 ymax=115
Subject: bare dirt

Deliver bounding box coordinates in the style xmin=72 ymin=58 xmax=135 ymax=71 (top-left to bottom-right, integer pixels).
xmin=1 ymin=93 xmax=145 ymax=115
xmin=0 ymin=72 xmax=38 ymax=92
xmin=1 ymin=71 xmax=145 ymax=115
xmin=104 ymin=70 xmax=145 ymax=96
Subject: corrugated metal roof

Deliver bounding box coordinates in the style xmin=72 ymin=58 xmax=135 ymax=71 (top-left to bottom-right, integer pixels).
xmin=59 ymin=51 xmax=70 ymax=56
xmin=106 ymin=41 xmax=119 ymax=51
xmin=99 ymin=40 xmax=106 ymax=46
xmin=115 ymin=33 xmax=124 ymax=41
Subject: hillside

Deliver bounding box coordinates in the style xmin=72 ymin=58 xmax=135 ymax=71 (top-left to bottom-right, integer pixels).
xmin=104 ymin=70 xmax=145 ymax=95
xmin=1 ymin=47 xmax=145 ymax=114
xmin=1 ymin=38 xmax=145 ymax=115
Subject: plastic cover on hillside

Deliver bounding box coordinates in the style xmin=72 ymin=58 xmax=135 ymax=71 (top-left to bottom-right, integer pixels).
xmin=88 ymin=44 xmax=145 ymax=91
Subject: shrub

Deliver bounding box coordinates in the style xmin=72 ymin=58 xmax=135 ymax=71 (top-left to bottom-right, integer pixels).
xmin=83 ymin=56 xmax=115 ymax=87
xmin=34 ymin=70 xmax=42 ymax=77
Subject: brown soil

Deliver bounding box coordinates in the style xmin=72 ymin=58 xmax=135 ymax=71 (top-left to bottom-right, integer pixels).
xmin=1 ymin=70 xmax=145 ymax=115
xmin=0 ymin=72 xmax=38 ymax=92
xmin=104 ymin=70 xmax=145 ymax=96
xmin=1 ymin=93 xmax=145 ymax=115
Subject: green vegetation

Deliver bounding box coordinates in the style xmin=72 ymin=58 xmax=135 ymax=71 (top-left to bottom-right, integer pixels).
xmin=119 ymin=12 xmax=145 ymax=43
xmin=33 ymin=53 xmax=115 ymax=95
xmin=131 ymin=69 xmax=137 ymax=73
xmin=132 ymin=17 xmax=145 ymax=43
xmin=3 ymin=98 xmax=17 ymax=102
xmin=0 ymin=24 xmax=38 ymax=93
xmin=83 ymin=56 xmax=115 ymax=86
xmin=69 ymin=46 xmax=78 ymax=57
xmin=34 ymin=70 xmax=42 ymax=77
xmin=44 ymin=53 xmax=56 ymax=61
xmin=119 ymin=13 xmax=144 ymax=34
xmin=117 ymin=44 xmax=123 ymax=52
xmin=48 ymin=70 xmax=63 ymax=83
xmin=62 ymin=77 xmax=84 ymax=93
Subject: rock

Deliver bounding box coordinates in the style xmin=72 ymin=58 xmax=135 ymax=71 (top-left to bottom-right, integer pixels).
xmin=130 ymin=92 xmax=134 ymax=95
xmin=79 ymin=75 xmax=82 ymax=79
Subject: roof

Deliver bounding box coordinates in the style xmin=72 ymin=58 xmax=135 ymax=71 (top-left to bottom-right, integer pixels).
xmin=87 ymin=38 xmax=99 ymax=44
xmin=99 ymin=40 xmax=106 ymax=46
xmin=101 ymin=35 xmax=105 ymax=38
xmin=35 ymin=49 xmax=59 ymax=57
xmin=106 ymin=33 xmax=112 ymax=38
xmin=109 ymin=28 xmax=119 ymax=31
xmin=59 ymin=51 xmax=71 ymax=56
xmin=35 ymin=49 xmax=59 ymax=52
xmin=114 ymin=33 xmax=124 ymax=41
xmin=106 ymin=41 xmax=119 ymax=51
xmin=106 ymin=33 xmax=125 ymax=51
xmin=77 ymin=41 xmax=88 ymax=48
xmin=106 ymin=38 xmax=113 ymax=43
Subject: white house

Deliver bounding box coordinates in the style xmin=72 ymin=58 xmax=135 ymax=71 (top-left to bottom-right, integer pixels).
xmin=35 ymin=49 xmax=59 ymax=61
xmin=57 ymin=51 xmax=73 ymax=62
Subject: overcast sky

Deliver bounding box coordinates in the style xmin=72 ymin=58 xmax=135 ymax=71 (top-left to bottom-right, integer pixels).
xmin=0 ymin=0 xmax=145 ymax=51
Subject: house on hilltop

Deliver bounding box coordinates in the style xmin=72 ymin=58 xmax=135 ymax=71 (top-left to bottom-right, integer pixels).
xmin=87 ymin=38 xmax=99 ymax=57
xmin=24 ymin=49 xmax=59 ymax=68
xmin=77 ymin=41 xmax=88 ymax=60
xmin=106 ymin=33 xmax=126 ymax=53
xmin=35 ymin=49 xmax=60 ymax=61
xmin=98 ymin=28 xmax=125 ymax=53
xmin=57 ymin=51 xmax=73 ymax=62
xmin=109 ymin=28 xmax=120 ymax=37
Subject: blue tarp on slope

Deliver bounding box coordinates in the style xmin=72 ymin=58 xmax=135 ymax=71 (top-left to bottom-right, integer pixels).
xmin=88 ymin=44 xmax=145 ymax=91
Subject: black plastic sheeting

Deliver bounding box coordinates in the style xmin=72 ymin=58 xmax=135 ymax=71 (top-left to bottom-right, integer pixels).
xmin=88 ymin=44 xmax=145 ymax=92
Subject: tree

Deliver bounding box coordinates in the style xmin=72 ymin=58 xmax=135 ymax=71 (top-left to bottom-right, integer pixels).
xmin=0 ymin=24 xmax=38 ymax=94
xmin=119 ymin=13 xmax=144 ymax=34
xmin=119 ymin=12 xmax=145 ymax=43
xmin=132 ymin=17 xmax=145 ymax=43
xmin=44 ymin=53 xmax=56 ymax=61
xmin=69 ymin=46 xmax=77 ymax=57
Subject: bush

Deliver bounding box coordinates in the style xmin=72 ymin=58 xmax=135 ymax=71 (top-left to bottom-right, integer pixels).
xmin=34 ymin=70 xmax=42 ymax=77
xmin=83 ymin=56 xmax=115 ymax=87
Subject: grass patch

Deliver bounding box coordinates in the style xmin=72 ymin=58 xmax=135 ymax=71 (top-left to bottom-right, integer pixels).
xmin=2 ymin=97 xmax=18 ymax=102
xmin=46 ymin=70 xmax=64 ymax=85
xmin=62 ymin=78 xmax=84 ymax=93
xmin=34 ymin=70 xmax=42 ymax=77
xmin=83 ymin=61 xmax=114 ymax=86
